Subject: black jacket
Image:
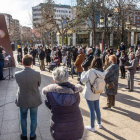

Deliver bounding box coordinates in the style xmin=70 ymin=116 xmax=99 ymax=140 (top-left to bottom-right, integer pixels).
xmin=24 ymin=47 xmax=28 ymax=54
xmin=94 ymin=49 xmax=101 ymax=57
xmin=0 ymin=53 xmax=4 ymax=61
xmin=39 ymin=50 xmax=45 ymax=60
xmin=82 ymin=53 xmax=93 ymax=71
xmin=30 ymin=49 xmax=37 ymax=58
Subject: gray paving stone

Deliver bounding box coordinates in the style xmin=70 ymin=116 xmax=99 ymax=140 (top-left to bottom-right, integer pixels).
xmin=3 ymin=109 xmax=19 ymax=121
xmin=1 ymin=120 xmax=20 ymax=135
xmin=0 ymin=94 xmax=6 ymax=101
xmin=0 ymin=106 xmax=4 ymax=116
xmin=0 ymin=100 xmax=5 ymax=107
xmin=39 ymin=128 xmax=53 ymax=140
xmin=4 ymin=102 xmax=18 ymax=111
xmin=0 ymin=132 xmax=21 ymax=140
xmin=6 ymin=89 xmax=17 ymax=97
xmin=5 ymin=96 xmax=16 ymax=103
xmin=0 ymin=90 xmax=7 ymax=95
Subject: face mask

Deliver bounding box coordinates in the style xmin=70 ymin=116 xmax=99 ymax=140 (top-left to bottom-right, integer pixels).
xmin=129 ymin=56 xmax=132 ymax=60
xmin=109 ymin=61 xmax=112 ymax=64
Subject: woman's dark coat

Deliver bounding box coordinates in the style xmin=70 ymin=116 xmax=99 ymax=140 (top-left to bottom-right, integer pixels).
xmin=104 ymin=64 xmax=119 ymax=95
xmin=42 ymin=83 xmax=84 ymax=140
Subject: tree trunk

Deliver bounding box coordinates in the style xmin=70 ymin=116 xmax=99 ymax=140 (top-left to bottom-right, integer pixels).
xmin=92 ymin=20 xmax=96 ymax=47
xmin=62 ymin=34 xmax=64 ymax=46
xmin=51 ymin=33 xmax=54 ymax=47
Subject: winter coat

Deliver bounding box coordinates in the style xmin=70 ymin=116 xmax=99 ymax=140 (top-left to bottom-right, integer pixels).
xmin=119 ymin=55 xmax=128 ymax=67
xmin=24 ymin=47 xmax=28 ymax=55
xmin=42 ymin=82 xmax=84 ymax=140
xmin=82 ymin=53 xmax=93 ymax=71
xmin=94 ymin=49 xmax=101 ymax=57
xmin=127 ymin=58 xmax=138 ymax=74
xmin=74 ymin=53 xmax=85 ymax=72
xmin=30 ymin=49 xmax=37 ymax=58
xmin=104 ymin=64 xmax=119 ymax=95
xmin=135 ymin=49 xmax=140 ymax=60
xmin=120 ymin=45 xmax=125 ymax=51
xmin=39 ymin=50 xmax=45 ymax=60
xmin=81 ymin=68 xmax=105 ymax=101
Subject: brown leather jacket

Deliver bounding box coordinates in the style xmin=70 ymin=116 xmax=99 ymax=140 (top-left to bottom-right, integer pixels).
xmin=74 ymin=53 xmax=85 ymax=72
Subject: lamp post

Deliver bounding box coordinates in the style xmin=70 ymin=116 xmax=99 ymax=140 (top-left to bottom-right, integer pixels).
xmin=100 ymin=14 xmax=112 ymax=51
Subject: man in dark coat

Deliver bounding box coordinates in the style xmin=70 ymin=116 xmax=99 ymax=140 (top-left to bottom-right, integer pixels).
xmin=39 ymin=47 xmax=45 ymax=71
xmin=30 ymin=46 xmax=37 ymax=65
xmin=94 ymin=45 xmax=101 ymax=57
xmin=0 ymin=46 xmax=5 ymax=80
xmin=82 ymin=48 xmax=93 ymax=71
xmin=45 ymin=46 xmax=51 ymax=65
xmin=24 ymin=46 xmax=28 ymax=55
xmin=120 ymin=42 xmax=125 ymax=51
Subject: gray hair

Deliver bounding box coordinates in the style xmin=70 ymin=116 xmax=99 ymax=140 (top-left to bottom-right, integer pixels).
xmin=87 ymin=48 xmax=93 ymax=53
xmin=130 ymin=52 xmax=135 ymax=57
xmin=52 ymin=67 xmax=69 ymax=83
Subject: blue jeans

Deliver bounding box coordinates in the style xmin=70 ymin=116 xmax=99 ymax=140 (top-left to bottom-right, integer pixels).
xmin=0 ymin=61 xmax=4 ymax=79
xmin=20 ymin=107 xmax=38 ymax=137
xmin=86 ymin=100 xmax=101 ymax=128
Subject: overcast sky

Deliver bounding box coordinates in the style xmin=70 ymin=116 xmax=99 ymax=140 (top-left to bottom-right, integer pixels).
xmin=0 ymin=0 xmax=73 ymax=28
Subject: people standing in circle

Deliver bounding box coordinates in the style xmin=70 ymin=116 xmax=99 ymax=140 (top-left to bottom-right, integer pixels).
xmin=81 ymin=57 xmax=105 ymax=132
xmin=119 ymin=51 xmax=128 ymax=79
xmin=103 ymin=55 xmax=119 ymax=110
xmin=45 ymin=46 xmax=51 ymax=65
xmin=0 ymin=46 xmax=5 ymax=80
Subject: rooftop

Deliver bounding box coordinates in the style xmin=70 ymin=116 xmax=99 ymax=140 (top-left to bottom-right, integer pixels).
xmin=33 ymin=3 xmax=71 ymax=9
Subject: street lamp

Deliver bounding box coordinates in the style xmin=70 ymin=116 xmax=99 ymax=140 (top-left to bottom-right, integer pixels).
xmin=100 ymin=16 xmax=104 ymax=24
xmin=108 ymin=14 xmax=112 ymax=21
xmin=100 ymin=14 xmax=113 ymax=50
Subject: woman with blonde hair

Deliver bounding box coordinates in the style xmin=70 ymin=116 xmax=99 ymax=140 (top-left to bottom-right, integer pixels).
xmin=103 ymin=55 xmax=119 ymax=110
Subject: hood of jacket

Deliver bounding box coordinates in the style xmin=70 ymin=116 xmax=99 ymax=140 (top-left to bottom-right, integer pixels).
xmin=91 ymin=68 xmax=105 ymax=79
xmin=43 ymin=83 xmax=83 ymax=106
xmin=42 ymin=82 xmax=83 ymax=95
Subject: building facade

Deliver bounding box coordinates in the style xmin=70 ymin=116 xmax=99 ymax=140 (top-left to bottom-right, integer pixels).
xmin=32 ymin=3 xmax=72 ymax=28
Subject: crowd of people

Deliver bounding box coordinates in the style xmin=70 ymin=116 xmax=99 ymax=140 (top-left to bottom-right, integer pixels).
xmin=0 ymin=42 xmax=139 ymax=140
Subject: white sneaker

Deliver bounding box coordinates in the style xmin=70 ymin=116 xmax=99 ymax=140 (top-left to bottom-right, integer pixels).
xmin=85 ymin=126 xmax=96 ymax=132
xmin=96 ymin=122 xmax=103 ymax=129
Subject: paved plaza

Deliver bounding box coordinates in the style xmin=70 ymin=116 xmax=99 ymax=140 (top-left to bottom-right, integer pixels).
xmin=0 ymin=55 xmax=140 ymax=140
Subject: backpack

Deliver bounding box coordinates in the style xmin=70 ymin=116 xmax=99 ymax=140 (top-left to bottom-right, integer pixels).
xmin=90 ymin=71 xmax=105 ymax=94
